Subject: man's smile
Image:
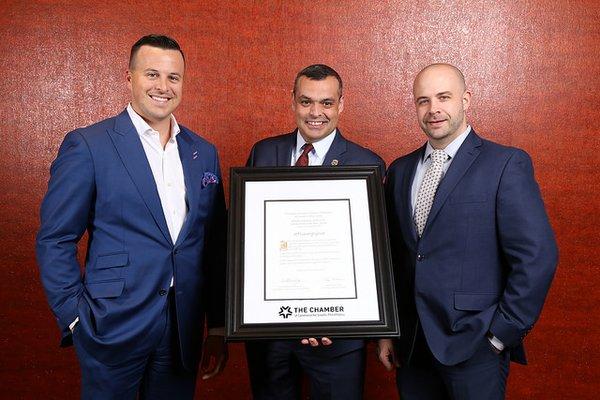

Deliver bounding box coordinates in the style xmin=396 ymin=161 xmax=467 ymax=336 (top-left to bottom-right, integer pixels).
xmin=306 ymin=120 xmax=327 ymax=127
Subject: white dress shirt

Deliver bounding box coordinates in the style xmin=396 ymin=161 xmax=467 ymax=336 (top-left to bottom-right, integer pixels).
xmin=291 ymin=129 xmax=337 ymax=166
xmin=127 ymin=104 xmax=188 ymax=245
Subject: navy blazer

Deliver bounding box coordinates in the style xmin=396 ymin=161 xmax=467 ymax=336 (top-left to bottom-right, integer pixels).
xmin=246 ymin=129 xmax=385 ymax=357
xmin=385 ymin=130 xmax=557 ymax=366
xmin=36 ymin=110 xmax=226 ymax=370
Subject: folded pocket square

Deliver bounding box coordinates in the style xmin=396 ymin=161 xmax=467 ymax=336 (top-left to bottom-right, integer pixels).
xmin=202 ymin=172 xmax=219 ymax=187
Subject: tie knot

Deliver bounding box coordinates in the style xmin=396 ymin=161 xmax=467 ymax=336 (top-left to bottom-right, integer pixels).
xmin=295 ymin=143 xmax=314 ymax=167
xmin=301 ymin=143 xmax=314 ymax=155
xmin=430 ymin=149 xmax=448 ymax=164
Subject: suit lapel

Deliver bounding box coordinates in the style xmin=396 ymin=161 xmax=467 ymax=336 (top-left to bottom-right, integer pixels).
xmin=107 ymin=110 xmax=172 ymax=245
xmin=322 ymin=130 xmax=348 ymax=166
xmin=401 ymin=148 xmax=423 ymax=247
xmin=423 ymin=131 xmax=482 ymax=236
xmin=174 ymin=129 xmax=199 ymax=246
xmin=276 ymin=131 xmax=296 ymax=166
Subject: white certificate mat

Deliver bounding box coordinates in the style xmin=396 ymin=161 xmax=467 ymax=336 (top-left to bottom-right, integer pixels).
xmin=243 ymin=179 xmax=380 ymax=324
xmin=264 ymin=199 xmax=357 ymax=300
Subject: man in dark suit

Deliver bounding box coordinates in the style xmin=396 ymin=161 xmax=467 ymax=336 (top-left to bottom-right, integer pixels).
xmin=377 ymin=63 xmax=558 ymax=399
xmin=245 ymin=64 xmax=385 ymax=400
xmin=36 ymin=35 xmax=227 ymax=399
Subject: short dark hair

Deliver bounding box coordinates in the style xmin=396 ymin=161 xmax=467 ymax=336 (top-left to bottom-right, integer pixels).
xmin=293 ymin=64 xmax=343 ymax=97
xmin=129 ymin=34 xmax=185 ymax=69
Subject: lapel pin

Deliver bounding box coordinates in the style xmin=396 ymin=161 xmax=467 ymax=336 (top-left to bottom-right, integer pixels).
xmin=192 ymin=151 xmax=198 ymax=160
xmin=331 ymin=159 xmax=339 ymax=166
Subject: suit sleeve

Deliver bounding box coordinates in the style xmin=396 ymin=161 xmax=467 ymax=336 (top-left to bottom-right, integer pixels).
xmin=35 ymin=130 xmax=95 ymax=344
xmin=384 ymin=165 xmax=401 ymax=269
xmin=384 ymin=163 xmax=409 ymax=317
xmin=376 ymin=157 xmax=386 ymax=181
xmin=245 ymin=144 xmax=257 ymax=167
xmin=489 ymin=149 xmax=558 ymax=347
xmin=204 ymin=147 xmax=227 ymax=328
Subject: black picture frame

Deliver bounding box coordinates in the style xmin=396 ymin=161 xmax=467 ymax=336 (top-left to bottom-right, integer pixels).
xmin=226 ymin=165 xmax=399 ymax=340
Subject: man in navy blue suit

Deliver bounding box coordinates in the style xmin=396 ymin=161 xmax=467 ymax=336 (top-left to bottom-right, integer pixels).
xmin=36 ymin=35 xmax=227 ymax=399
xmin=245 ymin=64 xmax=385 ymax=400
xmin=377 ymin=63 xmax=558 ymax=399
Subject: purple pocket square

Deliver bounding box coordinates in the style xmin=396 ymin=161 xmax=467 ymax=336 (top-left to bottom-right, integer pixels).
xmin=202 ymin=172 xmax=219 ymax=187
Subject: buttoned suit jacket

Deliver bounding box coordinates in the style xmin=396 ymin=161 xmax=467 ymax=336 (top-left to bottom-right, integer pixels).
xmin=36 ymin=109 xmax=226 ymax=370
xmin=385 ymin=130 xmax=557 ymax=366
xmin=246 ymin=129 xmax=385 ymax=358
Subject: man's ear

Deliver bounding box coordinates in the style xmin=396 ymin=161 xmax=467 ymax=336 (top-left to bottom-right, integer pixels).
xmin=126 ymin=69 xmax=133 ymax=88
xmin=462 ymin=89 xmax=472 ymax=111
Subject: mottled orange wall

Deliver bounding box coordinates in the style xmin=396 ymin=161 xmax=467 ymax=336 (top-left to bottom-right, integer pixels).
xmin=0 ymin=1 xmax=598 ymax=398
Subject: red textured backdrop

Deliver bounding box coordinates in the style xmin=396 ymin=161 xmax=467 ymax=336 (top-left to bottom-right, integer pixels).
xmin=0 ymin=1 xmax=598 ymax=398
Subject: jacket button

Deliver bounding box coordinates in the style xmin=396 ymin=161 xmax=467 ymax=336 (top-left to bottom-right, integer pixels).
xmin=417 ymin=254 xmax=424 ymax=261
xmin=159 ymin=289 xmax=167 ymax=296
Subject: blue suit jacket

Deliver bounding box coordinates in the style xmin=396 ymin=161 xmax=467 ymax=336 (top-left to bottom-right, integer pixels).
xmin=36 ymin=110 xmax=226 ymax=370
xmin=385 ymin=130 xmax=557 ymax=366
xmin=246 ymin=129 xmax=385 ymax=358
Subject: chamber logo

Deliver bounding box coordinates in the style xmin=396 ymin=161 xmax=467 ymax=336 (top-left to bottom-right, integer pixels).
xmin=278 ymin=306 xmax=292 ymax=319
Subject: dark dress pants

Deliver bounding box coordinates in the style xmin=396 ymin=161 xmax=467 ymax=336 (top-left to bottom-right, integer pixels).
xmin=246 ymin=340 xmax=366 ymax=400
xmin=73 ymin=290 xmax=197 ymax=400
xmin=397 ymin=325 xmax=510 ymax=400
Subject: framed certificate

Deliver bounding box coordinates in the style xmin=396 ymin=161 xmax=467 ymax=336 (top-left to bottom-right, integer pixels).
xmin=226 ymin=166 xmax=398 ymax=340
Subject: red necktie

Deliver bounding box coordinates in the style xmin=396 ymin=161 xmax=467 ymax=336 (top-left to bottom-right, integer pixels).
xmin=295 ymin=143 xmax=313 ymax=167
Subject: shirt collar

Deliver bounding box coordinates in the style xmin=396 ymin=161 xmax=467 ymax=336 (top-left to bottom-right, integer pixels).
xmin=423 ymin=125 xmax=471 ymax=161
xmin=295 ymin=128 xmax=337 ymax=160
xmin=126 ymin=103 xmax=181 ymax=139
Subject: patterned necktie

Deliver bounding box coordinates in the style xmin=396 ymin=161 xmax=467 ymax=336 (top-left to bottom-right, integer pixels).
xmin=414 ymin=149 xmax=449 ymax=237
xmin=295 ymin=143 xmax=314 ymax=167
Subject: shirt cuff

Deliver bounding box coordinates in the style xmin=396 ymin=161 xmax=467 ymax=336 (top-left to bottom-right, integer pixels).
xmin=487 ymin=333 xmax=505 ymax=352
xmin=69 ymin=317 xmax=79 ymax=333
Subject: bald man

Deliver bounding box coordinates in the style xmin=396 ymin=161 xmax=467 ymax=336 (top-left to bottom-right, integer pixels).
xmin=377 ymin=64 xmax=557 ymax=399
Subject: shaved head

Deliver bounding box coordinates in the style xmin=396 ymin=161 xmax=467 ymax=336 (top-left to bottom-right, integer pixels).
xmin=414 ymin=63 xmax=466 ymax=95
